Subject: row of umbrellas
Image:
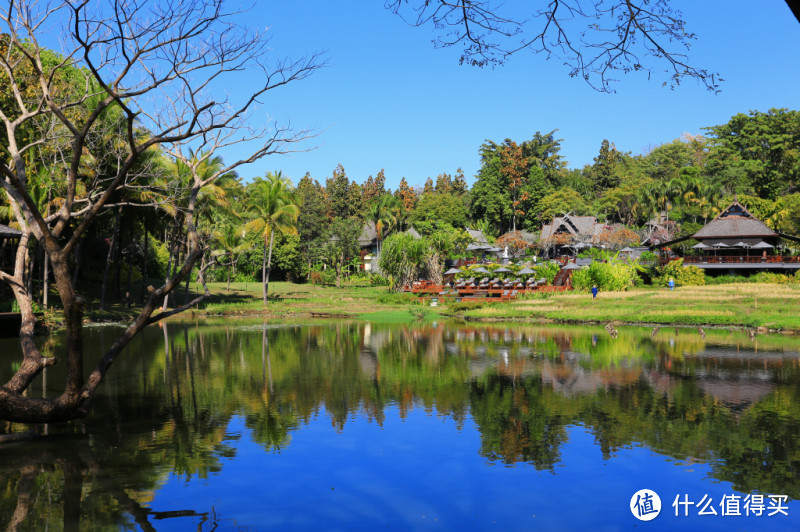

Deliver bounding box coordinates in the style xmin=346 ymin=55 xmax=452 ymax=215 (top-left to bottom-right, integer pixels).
xmin=691 ymin=241 xmax=774 ymax=250
xmin=444 ymin=266 xmax=538 ymax=275
xmin=465 ymin=243 xmax=504 ymax=253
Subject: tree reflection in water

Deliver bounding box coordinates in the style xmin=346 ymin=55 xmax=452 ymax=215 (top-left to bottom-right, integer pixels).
xmin=0 ymin=321 xmax=799 ymax=529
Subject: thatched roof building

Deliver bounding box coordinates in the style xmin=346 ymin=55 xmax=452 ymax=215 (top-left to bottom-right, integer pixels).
xmin=540 ymin=214 xmax=606 ymax=242
xmin=691 ymin=201 xmax=778 ymax=245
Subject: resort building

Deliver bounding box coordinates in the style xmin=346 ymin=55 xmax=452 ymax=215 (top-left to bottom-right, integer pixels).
xmin=358 ymin=222 xmax=421 ymax=272
xmin=1 ymin=224 xmax=22 ymax=314
xmin=654 ymin=201 xmax=800 ymax=274
xmin=538 ymin=214 xmax=608 ymax=258
xmin=0 ymin=223 xmax=22 ymax=272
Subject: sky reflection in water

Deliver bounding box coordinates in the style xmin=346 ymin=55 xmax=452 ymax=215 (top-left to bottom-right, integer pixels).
xmin=1 ymin=321 xmax=800 ymax=531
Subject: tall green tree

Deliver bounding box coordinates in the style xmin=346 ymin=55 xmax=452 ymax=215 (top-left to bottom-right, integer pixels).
xmin=325 ymin=164 xmax=352 ymax=219
xmin=471 ymin=133 xmax=563 ymax=234
xmin=296 ymin=173 xmax=329 ymax=269
xmin=245 ymin=173 xmax=300 ymax=305
xmin=704 ymin=108 xmax=800 ymax=200
xmin=369 ymin=194 xmax=400 ymax=259
xmin=587 ymin=139 xmax=625 ymax=195
xmin=410 ymin=193 xmax=468 ymax=229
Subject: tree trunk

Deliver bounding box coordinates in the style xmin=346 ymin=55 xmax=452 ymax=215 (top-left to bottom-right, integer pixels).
xmin=261 ymin=235 xmax=267 ymax=306
xmin=263 ymin=229 xmax=275 ymax=305
xmin=125 ymin=242 xmax=133 ymax=308
xmin=71 ymin=238 xmax=82 ymax=288
xmin=183 ymin=267 xmax=191 ymax=306
xmin=162 ymin=226 xmax=179 ymax=312
xmin=42 ymin=249 xmax=49 ymax=309
xmin=100 ymin=207 xmax=123 ymax=311
xmin=140 ymin=226 xmax=149 ymax=303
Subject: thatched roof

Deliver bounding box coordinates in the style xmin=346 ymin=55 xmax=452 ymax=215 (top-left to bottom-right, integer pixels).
xmin=0 ymin=224 xmax=22 ymax=239
xmin=358 ymin=221 xmax=378 ymax=247
xmin=540 ymin=214 xmax=605 ymax=241
xmin=467 ymin=228 xmax=489 ymax=244
xmin=692 ymin=202 xmax=777 ymax=240
xmin=405 ymin=227 xmax=421 ymax=240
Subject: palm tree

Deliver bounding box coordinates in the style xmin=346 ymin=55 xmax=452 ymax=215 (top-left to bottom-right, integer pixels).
xmin=368 ymin=194 xmax=399 ymax=261
xmin=245 ymin=172 xmax=300 ymax=305
xmin=211 ymin=224 xmax=247 ymax=290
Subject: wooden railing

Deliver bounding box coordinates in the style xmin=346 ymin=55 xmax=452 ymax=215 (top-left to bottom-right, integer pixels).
xmin=683 ymin=256 xmax=800 ymax=264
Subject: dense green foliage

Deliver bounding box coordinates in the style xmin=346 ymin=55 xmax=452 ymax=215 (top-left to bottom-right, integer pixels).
xmin=571 ymin=261 xmax=640 ymax=292
xmin=3 ymin=55 xmax=797 ymax=311
xmin=653 ymin=259 xmax=706 ymax=287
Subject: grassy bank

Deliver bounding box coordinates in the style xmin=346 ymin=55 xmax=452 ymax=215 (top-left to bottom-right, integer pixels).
xmin=45 ymin=280 xmax=800 ymax=332
xmin=449 ymin=283 xmax=800 ymax=331
xmin=73 ymin=280 xmax=439 ymax=324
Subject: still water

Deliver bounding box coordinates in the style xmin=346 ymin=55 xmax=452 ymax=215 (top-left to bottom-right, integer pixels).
xmin=1 ymin=320 xmax=800 ymax=531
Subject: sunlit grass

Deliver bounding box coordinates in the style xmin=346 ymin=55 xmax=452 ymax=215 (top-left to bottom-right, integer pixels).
xmin=440 ymin=282 xmax=800 ymax=331
xmin=71 ymin=279 xmax=800 ymax=332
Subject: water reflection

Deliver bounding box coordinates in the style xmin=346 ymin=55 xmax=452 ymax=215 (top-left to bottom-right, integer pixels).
xmin=1 ymin=321 xmax=800 ymax=529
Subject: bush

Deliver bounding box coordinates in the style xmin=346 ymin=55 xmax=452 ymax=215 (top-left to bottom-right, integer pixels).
xmin=447 ymin=300 xmax=486 ymax=312
xmin=577 ymin=248 xmax=607 ymax=260
xmin=379 ymin=233 xmax=429 ymax=291
xmin=533 ymin=261 xmax=561 ymax=284
xmin=571 ymin=261 xmax=639 ymax=292
xmin=654 ymin=259 xmax=705 ymax=287
xmin=753 ymin=272 xmax=795 ymax=284
xmin=370 ymin=274 xmax=390 ymax=286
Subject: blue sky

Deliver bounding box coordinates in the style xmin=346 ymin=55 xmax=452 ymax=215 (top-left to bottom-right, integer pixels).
xmin=224 ymin=1 xmax=799 ymax=190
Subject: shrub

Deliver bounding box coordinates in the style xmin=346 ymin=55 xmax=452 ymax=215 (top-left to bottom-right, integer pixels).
xmin=448 ymin=300 xmax=486 ymax=312
xmin=533 ymin=261 xmax=560 ymax=284
xmin=571 ymin=261 xmax=639 ymax=292
xmin=379 ymin=233 xmax=429 ymax=291
xmin=370 ymin=274 xmax=390 ymax=286
xmin=639 ymin=251 xmax=659 ymax=262
xmin=654 ymin=259 xmax=705 ymax=287
xmin=752 ymin=272 xmax=799 ymax=284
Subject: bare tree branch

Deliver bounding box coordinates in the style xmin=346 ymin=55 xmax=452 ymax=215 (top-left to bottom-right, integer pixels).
xmin=386 ymin=0 xmax=723 ymax=93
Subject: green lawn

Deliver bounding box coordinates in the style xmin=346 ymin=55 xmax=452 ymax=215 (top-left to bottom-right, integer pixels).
xmin=38 ymin=279 xmax=800 ymax=332
xmin=451 ymin=283 xmax=800 ymax=331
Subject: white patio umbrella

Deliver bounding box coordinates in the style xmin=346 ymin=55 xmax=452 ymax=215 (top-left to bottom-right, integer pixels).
xmin=733 ymin=242 xmax=751 ymax=258
xmin=691 ymin=242 xmax=710 ymax=249
xmin=711 ymin=242 xmax=729 ymax=257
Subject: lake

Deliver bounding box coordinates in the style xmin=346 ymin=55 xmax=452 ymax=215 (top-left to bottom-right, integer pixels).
xmin=1 ymin=320 xmax=799 ymax=530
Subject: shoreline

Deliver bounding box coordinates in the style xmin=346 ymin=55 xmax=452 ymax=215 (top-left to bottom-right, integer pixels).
xmin=25 ymin=280 xmax=800 ymax=336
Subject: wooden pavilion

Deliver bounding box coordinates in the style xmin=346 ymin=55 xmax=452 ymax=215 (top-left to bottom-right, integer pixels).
xmin=1 ymin=223 xmax=23 ymax=334
xmin=653 ymin=201 xmax=800 ymax=274
xmin=538 ymin=213 xmax=608 ymax=258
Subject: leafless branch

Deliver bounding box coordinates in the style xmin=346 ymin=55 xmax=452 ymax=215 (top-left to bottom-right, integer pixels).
xmin=386 ymin=0 xmax=722 ymax=93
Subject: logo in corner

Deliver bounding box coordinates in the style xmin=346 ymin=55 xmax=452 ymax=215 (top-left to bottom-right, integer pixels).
xmin=630 ymin=489 xmax=662 ymax=521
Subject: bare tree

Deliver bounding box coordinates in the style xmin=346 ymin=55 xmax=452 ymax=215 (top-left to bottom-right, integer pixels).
xmin=387 ymin=0 xmax=727 ymax=92
xmin=0 ymin=0 xmax=321 ymax=425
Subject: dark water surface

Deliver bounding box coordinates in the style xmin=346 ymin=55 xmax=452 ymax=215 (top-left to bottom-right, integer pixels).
xmin=2 ymin=320 xmax=800 ymax=531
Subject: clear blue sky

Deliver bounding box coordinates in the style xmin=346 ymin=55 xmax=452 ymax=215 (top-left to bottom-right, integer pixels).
xmin=223 ymin=1 xmax=800 ymax=190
